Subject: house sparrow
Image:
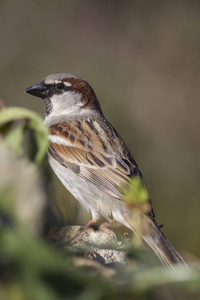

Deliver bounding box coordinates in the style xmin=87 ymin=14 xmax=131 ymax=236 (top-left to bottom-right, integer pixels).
xmin=25 ymin=73 xmax=187 ymax=268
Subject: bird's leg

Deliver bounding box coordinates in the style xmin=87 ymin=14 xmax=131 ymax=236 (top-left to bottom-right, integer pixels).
xmin=70 ymin=219 xmax=97 ymax=243
xmin=71 ymin=220 xmax=118 ymax=243
xmin=98 ymin=221 xmax=118 ymax=239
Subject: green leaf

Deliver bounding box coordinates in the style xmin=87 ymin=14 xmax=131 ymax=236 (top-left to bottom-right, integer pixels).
xmin=0 ymin=107 xmax=48 ymax=163
xmin=0 ymin=107 xmax=43 ymax=125
xmin=5 ymin=123 xmax=25 ymax=155
xmin=122 ymin=176 xmax=149 ymax=204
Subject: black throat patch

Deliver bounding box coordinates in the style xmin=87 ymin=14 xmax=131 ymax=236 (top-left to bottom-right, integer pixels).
xmin=44 ymin=98 xmax=53 ymax=116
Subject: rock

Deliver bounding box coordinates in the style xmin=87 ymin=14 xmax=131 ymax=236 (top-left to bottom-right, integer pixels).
xmin=49 ymin=226 xmax=126 ymax=266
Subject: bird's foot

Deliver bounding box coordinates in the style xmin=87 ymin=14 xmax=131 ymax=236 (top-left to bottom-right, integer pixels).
xmin=98 ymin=221 xmax=117 ymax=239
xmin=70 ymin=220 xmax=97 ymax=244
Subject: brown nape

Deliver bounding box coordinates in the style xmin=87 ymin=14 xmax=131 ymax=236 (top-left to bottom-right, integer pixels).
xmin=62 ymin=77 xmax=103 ymax=114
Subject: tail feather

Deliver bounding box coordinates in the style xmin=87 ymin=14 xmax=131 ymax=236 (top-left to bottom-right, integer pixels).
xmin=142 ymin=220 xmax=188 ymax=269
xmin=127 ymin=213 xmax=188 ymax=269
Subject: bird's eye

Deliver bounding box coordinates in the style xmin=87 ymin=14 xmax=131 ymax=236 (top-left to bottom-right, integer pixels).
xmin=56 ymin=83 xmax=65 ymax=90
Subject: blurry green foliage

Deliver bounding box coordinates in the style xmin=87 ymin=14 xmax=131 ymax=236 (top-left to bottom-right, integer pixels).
xmin=122 ymin=177 xmax=149 ymax=204
xmin=0 ymin=187 xmax=200 ymax=300
xmin=0 ymin=106 xmax=200 ymax=300
xmin=0 ymin=107 xmax=48 ymax=163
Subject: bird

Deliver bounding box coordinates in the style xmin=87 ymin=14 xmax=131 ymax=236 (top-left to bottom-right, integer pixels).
xmin=25 ymin=73 xmax=187 ymax=268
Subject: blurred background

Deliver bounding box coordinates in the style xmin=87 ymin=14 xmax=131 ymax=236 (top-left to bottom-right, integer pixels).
xmin=0 ymin=0 xmax=200 ymax=258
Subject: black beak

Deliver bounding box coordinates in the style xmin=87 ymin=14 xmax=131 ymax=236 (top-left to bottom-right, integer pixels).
xmin=25 ymin=81 xmax=50 ymax=99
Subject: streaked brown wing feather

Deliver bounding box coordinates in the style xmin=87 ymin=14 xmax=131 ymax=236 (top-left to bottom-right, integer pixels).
xmin=48 ymin=120 xmax=138 ymax=199
xmin=50 ymin=142 xmax=128 ymax=198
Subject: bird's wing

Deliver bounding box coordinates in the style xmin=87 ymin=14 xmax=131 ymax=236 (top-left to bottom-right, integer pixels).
xmin=48 ymin=119 xmax=140 ymax=199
